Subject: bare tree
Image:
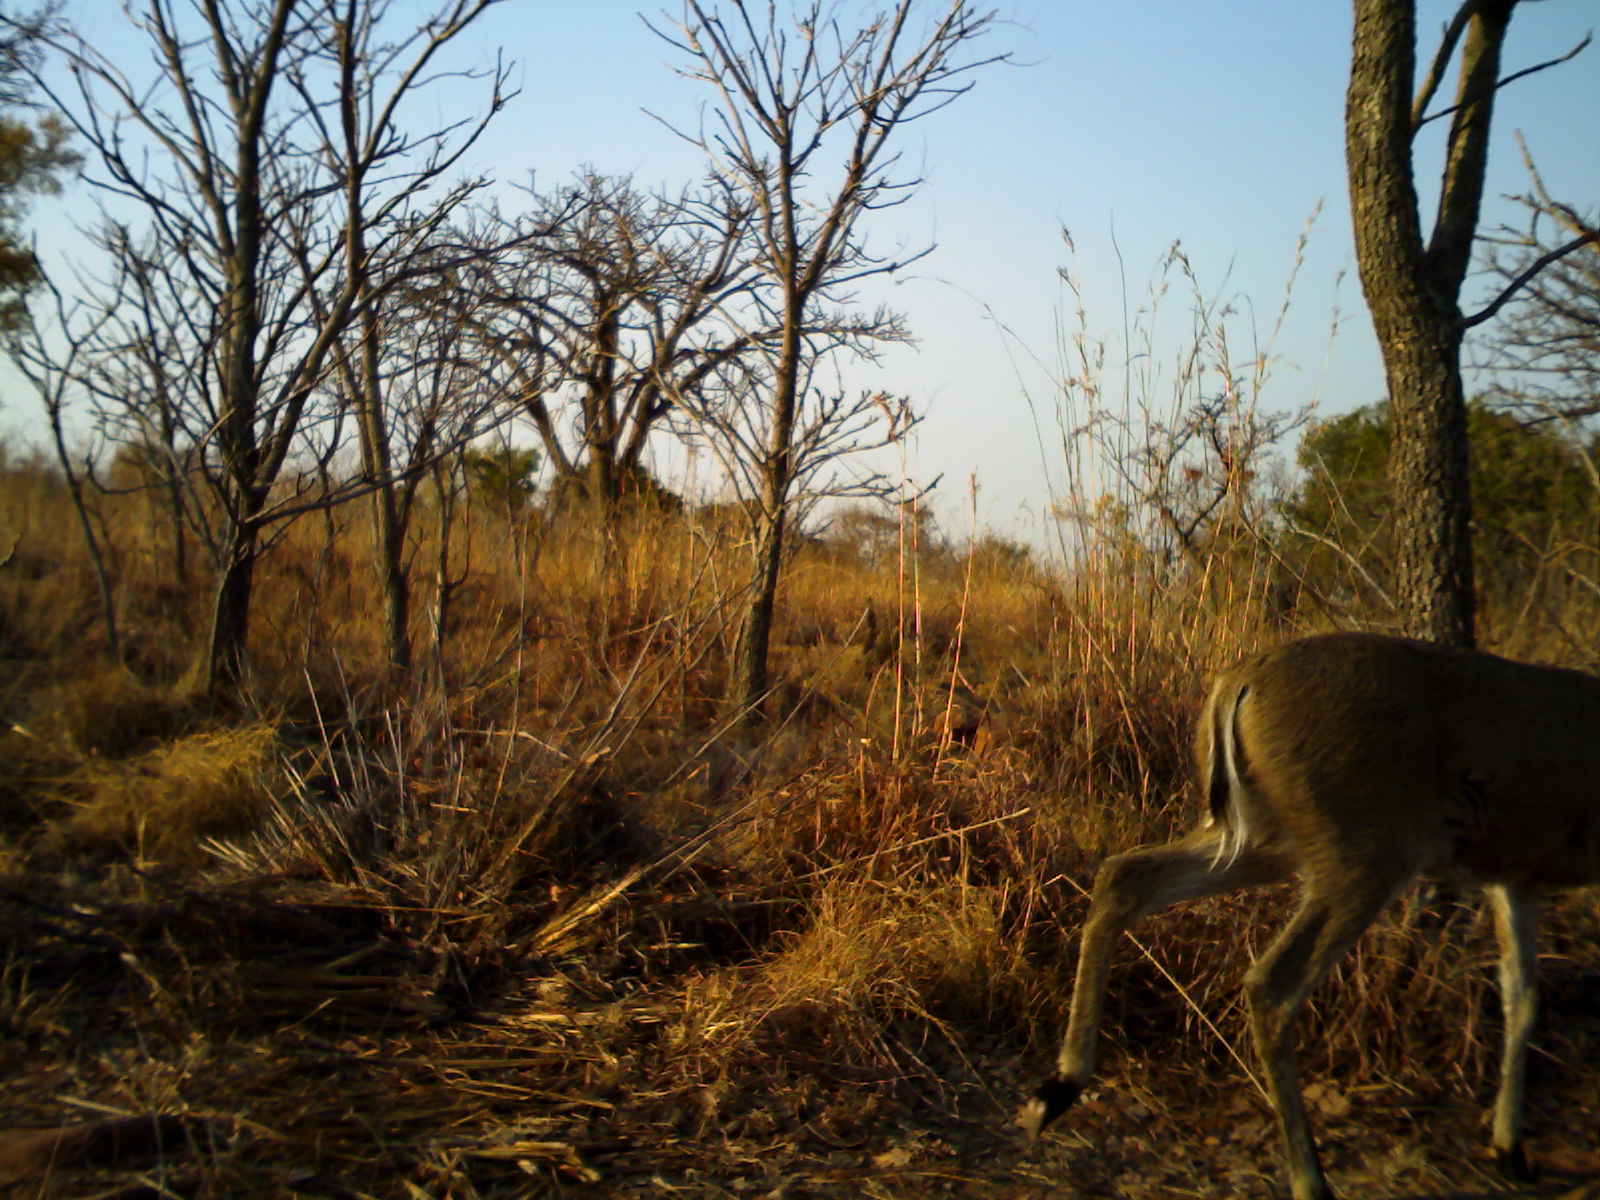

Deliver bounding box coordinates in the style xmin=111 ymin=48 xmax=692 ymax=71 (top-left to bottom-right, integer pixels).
xmin=285 ymin=0 xmax=513 ymax=677
xmin=649 ymin=0 xmax=1006 ymax=718
xmin=464 ymin=170 xmax=764 ymax=511
xmin=7 ymin=233 xmax=208 ymax=643
xmin=7 ymin=270 xmax=124 ymax=656
xmin=17 ymin=0 xmax=511 ymax=693
xmin=1345 ymin=0 xmax=1595 ymax=646
xmin=317 ymin=251 xmax=517 ymax=676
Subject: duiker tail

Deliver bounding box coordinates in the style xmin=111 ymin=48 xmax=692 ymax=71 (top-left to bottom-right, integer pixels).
xmin=1200 ymin=675 xmax=1252 ymax=868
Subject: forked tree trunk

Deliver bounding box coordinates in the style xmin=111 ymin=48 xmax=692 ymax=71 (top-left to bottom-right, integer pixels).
xmin=1345 ymin=0 xmax=1515 ymax=648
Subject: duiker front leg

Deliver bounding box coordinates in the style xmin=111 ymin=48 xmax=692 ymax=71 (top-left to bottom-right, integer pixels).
xmin=1022 ymin=828 xmax=1287 ymax=1138
xmin=1486 ymin=883 xmax=1540 ymax=1180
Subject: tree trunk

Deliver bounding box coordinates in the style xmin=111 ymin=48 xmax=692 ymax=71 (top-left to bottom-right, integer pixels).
xmin=1380 ymin=317 xmax=1475 ymax=643
xmin=346 ymin=119 xmax=411 ymax=675
xmin=428 ymin=460 xmax=459 ymax=687
xmin=1345 ymin=0 xmax=1515 ymax=647
xmin=730 ymin=308 xmax=802 ymax=719
xmin=44 ymin=397 xmax=121 ymax=661
xmin=585 ymin=444 xmax=618 ymax=509
xmin=582 ymin=306 xmax=622 ymax=511
xmin=164 ymin=466 xmax=190 ymax=595
xmin=202 ymin=517 xmax=258 ymax=692
xmin=357 ymin=353 xmax=412 ymax=676
xmin=733 ymin=503 xmax=787 ymax=717
xmin=371 ymin=489 xmax=413 ymax=675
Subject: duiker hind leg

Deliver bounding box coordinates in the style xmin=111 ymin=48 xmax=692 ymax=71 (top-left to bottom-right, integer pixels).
xmin=1486 ymin=883 xmax=1540 ymax=1179
xmin=1244 ymin=870 xmax=1409 ymax=1200
xmin=1022 ymin=827 xmax=1288 ymax=1137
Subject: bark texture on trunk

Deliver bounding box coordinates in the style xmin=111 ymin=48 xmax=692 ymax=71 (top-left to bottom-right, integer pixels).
xmin=1380 ymin=322 xmax=1475 ymax=644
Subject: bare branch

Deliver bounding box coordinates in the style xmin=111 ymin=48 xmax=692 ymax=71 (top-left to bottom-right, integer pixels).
xmin=1462 ymin=227 xmax=1599 ymax=329
xmin=1410 ymin=0 xmax=1476 ymax=134
xmin=1417 ymin=26 xmax=1592 ymax=130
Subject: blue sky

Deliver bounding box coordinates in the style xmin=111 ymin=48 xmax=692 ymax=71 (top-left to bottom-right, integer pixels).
xmin=17 ymin=0 xmax=1600 ymax=542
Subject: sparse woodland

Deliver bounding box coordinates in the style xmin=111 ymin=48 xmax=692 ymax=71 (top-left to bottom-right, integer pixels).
xmin=1 ymin=1 xmax=1599 ymax=1197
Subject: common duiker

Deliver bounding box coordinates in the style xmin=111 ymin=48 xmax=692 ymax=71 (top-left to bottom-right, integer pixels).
xmin=1022 ymin=632 xmax=1600 ymax=1200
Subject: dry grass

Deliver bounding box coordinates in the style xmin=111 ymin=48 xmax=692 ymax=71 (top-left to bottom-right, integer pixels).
xmin=46 ymin=723 xmax=283 ymax=864
xmin=2 ymin=447 xmax=1600 ymax=1197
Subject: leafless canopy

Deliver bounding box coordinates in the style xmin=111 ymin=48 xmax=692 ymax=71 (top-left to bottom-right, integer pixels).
xmin=459 ymin=170 xmax=770 ymax=506
xmin=1476 ymin=145 xmax=1600 ymax=426
xmin=645 ymin=0 xmax=1007 ymax=714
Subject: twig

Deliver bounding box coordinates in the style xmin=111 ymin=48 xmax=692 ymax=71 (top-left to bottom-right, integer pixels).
xmin=790 ymin=807 xmax=1033 ymax=883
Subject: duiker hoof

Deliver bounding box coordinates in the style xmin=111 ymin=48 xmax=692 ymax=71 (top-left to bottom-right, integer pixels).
xmin=1494 ymin=1142 xmax=1537 ymax=1182
xmin=1019 ymin=1075 xmax=1082 ymax=1142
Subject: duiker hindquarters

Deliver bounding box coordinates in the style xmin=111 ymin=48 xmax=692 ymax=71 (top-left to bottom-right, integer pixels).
xmin=1022 ymin=632 xmax=1600 ymax=1200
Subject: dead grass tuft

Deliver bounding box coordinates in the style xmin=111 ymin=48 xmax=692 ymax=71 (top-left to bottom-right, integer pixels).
xmin=48 ymin=723 xmax=283 ymax=863
xmin=27 ymin=667 xmax=198 ymax=759
xmin=668 ymin=874 xmax=1038 ymax=1100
